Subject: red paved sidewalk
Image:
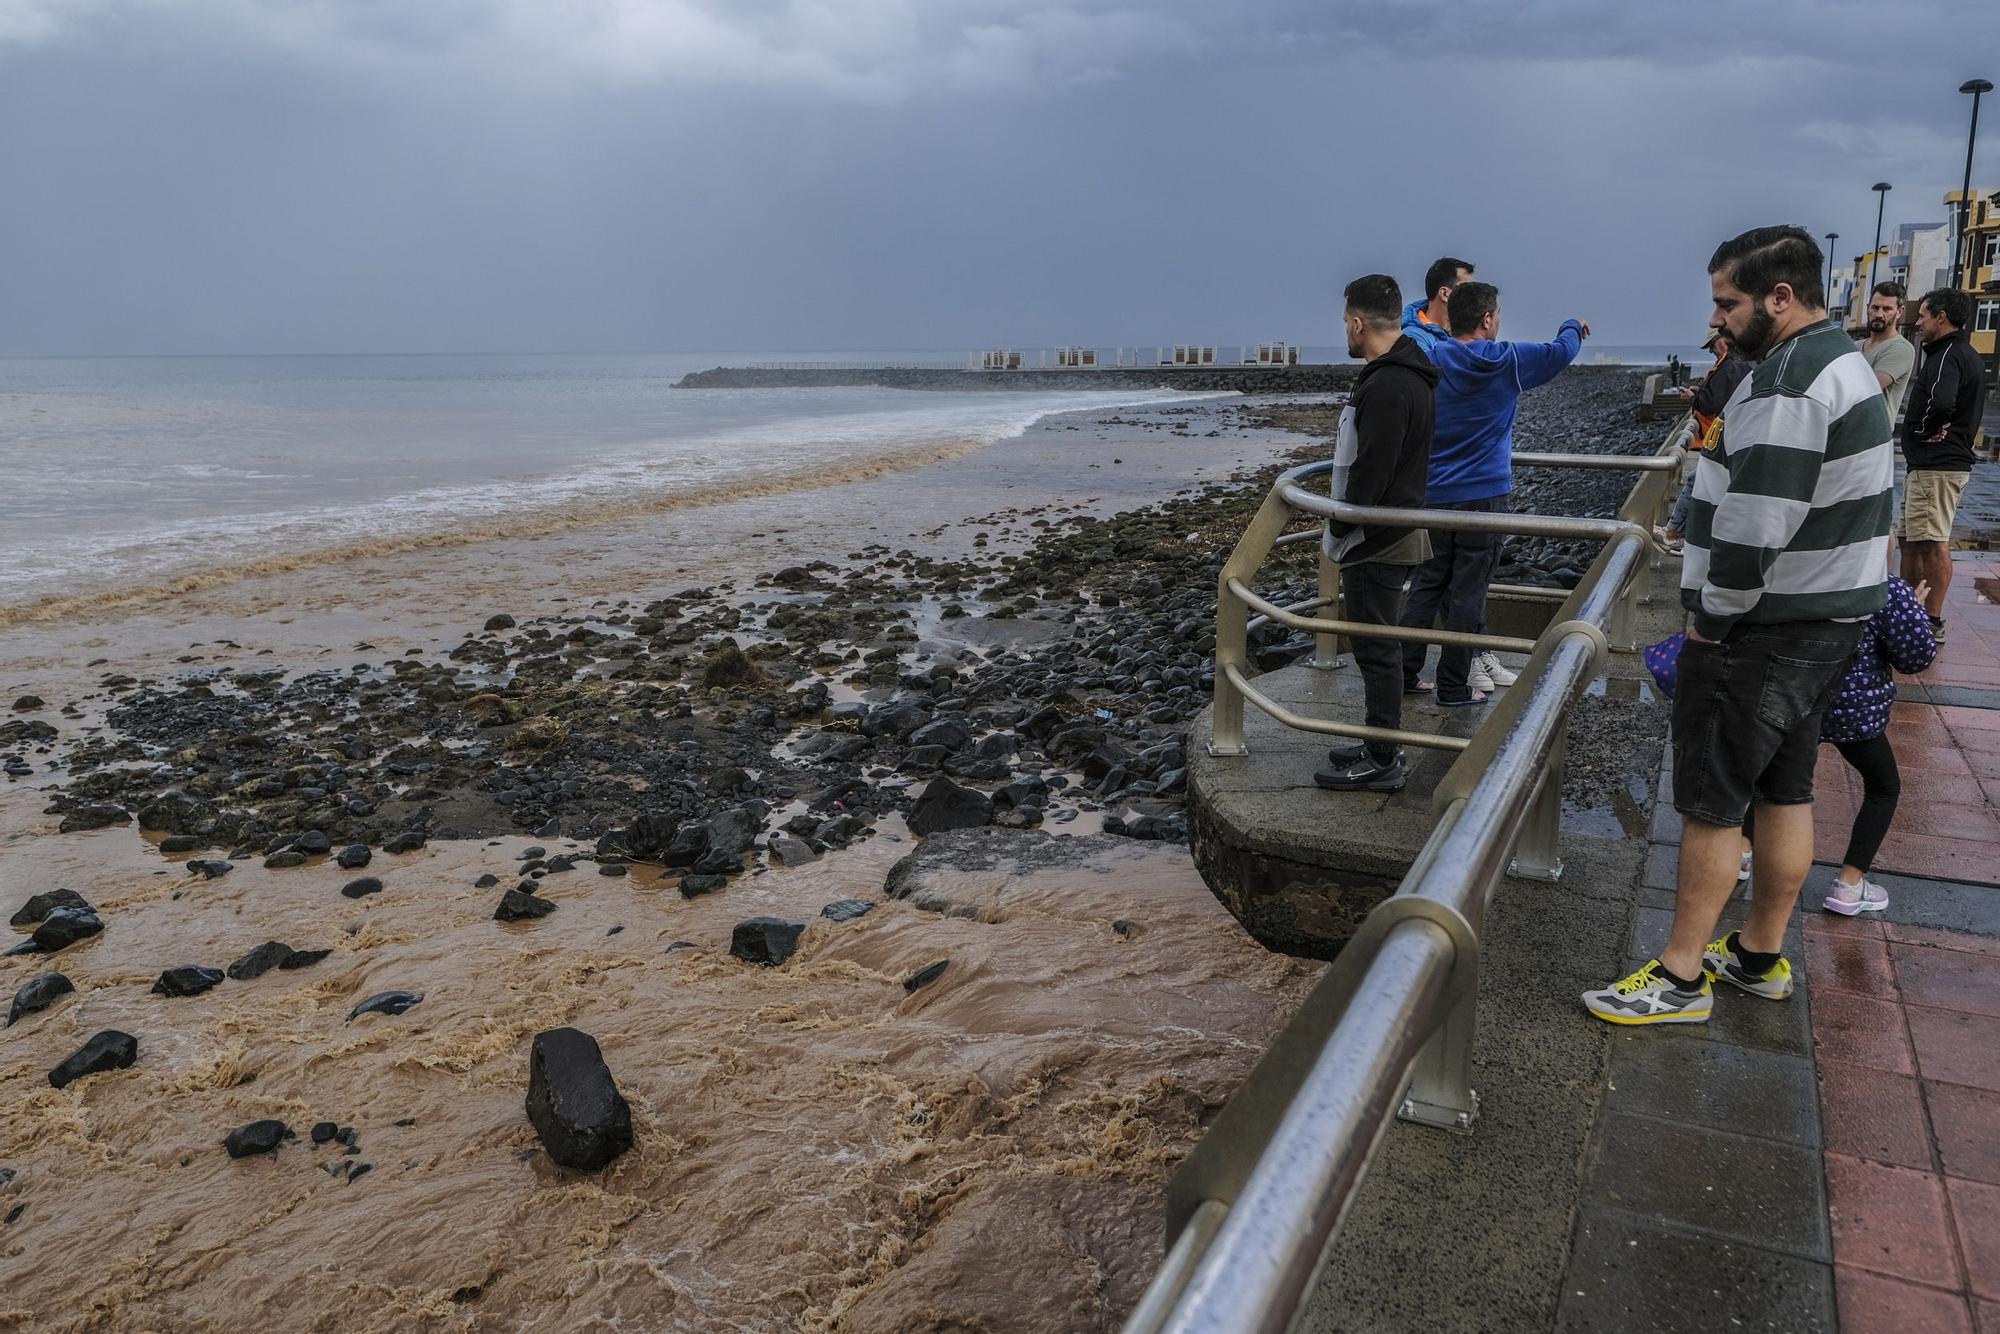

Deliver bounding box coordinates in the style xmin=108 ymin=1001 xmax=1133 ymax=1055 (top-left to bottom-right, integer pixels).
xmin=1810 ymin=555 xmax=2000 ymax=1332
xmin=1811 ymin=915 xmax=2000 ymax=1332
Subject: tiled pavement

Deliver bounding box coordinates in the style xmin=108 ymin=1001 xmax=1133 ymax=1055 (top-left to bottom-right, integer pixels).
xmin=1560 ymin=553 xmax=2000 ymax=1333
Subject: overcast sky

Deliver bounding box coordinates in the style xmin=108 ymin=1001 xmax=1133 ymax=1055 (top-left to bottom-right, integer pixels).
xmin=1 ymin=0 xmax=1994 ymax=356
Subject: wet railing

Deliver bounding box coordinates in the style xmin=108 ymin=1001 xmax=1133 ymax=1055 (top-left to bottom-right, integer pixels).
xmin=1123 ymin=422 xmax=1687 ymax=1334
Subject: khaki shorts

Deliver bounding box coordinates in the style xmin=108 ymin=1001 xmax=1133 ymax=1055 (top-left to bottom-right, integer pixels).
xmin=1901 ymin=469 xmax=1969 ymax=543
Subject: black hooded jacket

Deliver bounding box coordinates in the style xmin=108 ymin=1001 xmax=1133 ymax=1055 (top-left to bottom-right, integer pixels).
xmin=1330 ymin=334 xmax=1438 ymax=563
xmin=1903 ymin=329 xmax=1988 ymax=472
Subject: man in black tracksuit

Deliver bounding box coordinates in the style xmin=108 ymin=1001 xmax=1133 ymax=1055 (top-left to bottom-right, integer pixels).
xmin=1316 ymin=274 xmax=1439 ymax=793
xmin=1899 ymin=288 xmax=1989 ymax=637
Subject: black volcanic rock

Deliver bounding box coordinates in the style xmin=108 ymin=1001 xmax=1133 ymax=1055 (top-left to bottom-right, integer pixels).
xmin=728 ymin=917 xmax=804 ymax=966
xmin=224 ymin=1120 xmax=291 ymax=1158
xmin=152 ymin=965 xmax=225 ymax=997
xmin=347 ymin=990 xmax=423 ymax=1021
xmin=8 ymin=972 xmax=74 ymax=1026
xmin=31 ymin=907 xmax=103 ymax=952
xmin=49 ymin=1030 xmax=138 ymax=1088
xmin=495 ymin=888 xmax=557 ymax=921
xmin=525 ymin=1027 xmax=632 ymax=1171
xmin=906 ymin=777 xmax=992 ymax=835
xmin=9 ymin=889 xmax=91 ymax=929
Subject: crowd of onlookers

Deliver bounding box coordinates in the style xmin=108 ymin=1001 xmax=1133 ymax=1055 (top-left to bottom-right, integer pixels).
xmin=1316 ymin=226 xmax=1989 ymax=1034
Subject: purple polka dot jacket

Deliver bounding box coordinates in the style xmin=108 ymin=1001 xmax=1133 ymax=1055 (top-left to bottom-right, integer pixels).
xmin=1819 ymin=575 xmax=1937 ymax=744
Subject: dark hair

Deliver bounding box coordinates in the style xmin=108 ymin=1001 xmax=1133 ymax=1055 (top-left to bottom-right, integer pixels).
xmin=1707 ymin=226 xmax=1825 ymax=310
xmin=1919 ymin=287 xmax=1974 ymax=329
xmin=1870 ymin=281 xmax=1906 ymax=301
xmin=1344 ymin=274 xmax=1403 ymax=328
xmin=1423 ymin=256 xmax=1473 ymax=302
xmin=1446 ymin=281 xmax=1499 ymax=336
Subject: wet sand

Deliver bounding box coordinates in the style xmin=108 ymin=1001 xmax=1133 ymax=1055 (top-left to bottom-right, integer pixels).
xmin=0 ymin=399 xmax=1322 ymax=1331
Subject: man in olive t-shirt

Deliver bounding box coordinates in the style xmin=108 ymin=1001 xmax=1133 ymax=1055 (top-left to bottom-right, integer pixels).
xmin=1861 ymin=281 xmax=1915 ymax=419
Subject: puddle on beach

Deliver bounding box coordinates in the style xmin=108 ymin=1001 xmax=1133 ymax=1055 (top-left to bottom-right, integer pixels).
xmin=0 ymin=401 xmax=1327 ymax=1331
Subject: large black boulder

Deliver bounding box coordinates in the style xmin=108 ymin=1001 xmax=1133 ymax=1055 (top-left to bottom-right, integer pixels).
xmin=861 ymin=701 xmax=931 ymax=739
xmin=906 ymin=777 xmax=992 ymax=835
xmin=703 ymin=802 xmax=769 ymax=857
xmin=136 ymin=793 xmax=220 ymax=835
xmin=8 ymin=971 xmax=74 ymax=1026
xmin=31 ymin=907 xmax=103 ymax=952
xmin=729 ymin=917 xmax=804 ymax=966
xmin=57 ymin=804 xmax=129 ymax=833
xmin=49 ymin=1030 xmax=138 ymax=1088
xmin=909 ymin=717 xmax=974 ymax=752
xmin=224 ymin=1120 xmax=291 ymax=1158
xmin=495 ymin=888 xmax=557 ymax=921
xmin=335 ymin=845 xmax=372 ymax=870
xmin=227 ymin=941 xmax=326 ymax=979
xmin=604 ymin=812 xmax=677 ymax=859
xmin=525 ymin=1027 xmax=633 ymax=1171
xmin=152 ymin=966 xmax=225 ymax=997
xmin=9 ymin=889 xmax=91 ymax=929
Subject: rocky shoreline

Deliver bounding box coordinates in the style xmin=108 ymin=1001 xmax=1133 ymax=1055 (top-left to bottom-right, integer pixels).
xmin=0 ymin=366 xmax=1668 ymax=1330
xmin=12 ymin=368 xmax=1662 ymax=896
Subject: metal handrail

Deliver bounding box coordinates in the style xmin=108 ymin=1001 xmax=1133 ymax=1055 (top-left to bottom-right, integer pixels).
xmin=1124 ymin=417 xmax=1688 ymax=1334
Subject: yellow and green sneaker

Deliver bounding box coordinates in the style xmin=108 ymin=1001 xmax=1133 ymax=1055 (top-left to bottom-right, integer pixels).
xmin=1582 ymin=960 xmax=1713 ymax=1025
xmin=1703 ymin=932 xmax=1794 ymax=1000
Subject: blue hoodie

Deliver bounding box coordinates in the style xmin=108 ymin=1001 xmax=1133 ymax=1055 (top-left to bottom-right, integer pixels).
xmin=1422 ymin=321 xmax=1584 ymax=503
xmin=1399 ymin=299 xmax=1450 ymax=354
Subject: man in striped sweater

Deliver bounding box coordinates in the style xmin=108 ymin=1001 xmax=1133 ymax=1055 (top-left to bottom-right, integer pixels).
xmin=1586 ymin=226 xmax=1894 ymax=1026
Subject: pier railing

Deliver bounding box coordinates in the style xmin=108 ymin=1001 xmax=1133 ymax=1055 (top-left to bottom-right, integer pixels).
xmin=1122 ymin=423 xmax=1686 ymax=1334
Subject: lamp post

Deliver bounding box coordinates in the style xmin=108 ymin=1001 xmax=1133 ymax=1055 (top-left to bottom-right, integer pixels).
xmin=1868 ymin=182 xmax=1891 ymax=295
xmin=1953 ymin=79 xmax=1993 ymax=288
xmin=1825 ymin=231 xmax=1839 ymax=311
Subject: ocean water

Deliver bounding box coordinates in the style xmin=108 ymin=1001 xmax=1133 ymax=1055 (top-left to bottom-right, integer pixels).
xmin=0 ymin=351 xmax=1229 ymax=613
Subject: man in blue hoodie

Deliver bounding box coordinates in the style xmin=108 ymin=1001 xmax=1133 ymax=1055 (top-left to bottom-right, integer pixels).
xmin=1399 ymin=256 xmax=1475 ymax=355
xmin=1399 ymin=281 xmax=1589 ymax=705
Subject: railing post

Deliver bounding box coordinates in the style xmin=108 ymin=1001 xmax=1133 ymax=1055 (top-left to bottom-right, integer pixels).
xmin=1310 ymin=535 xmax=1346 ymax=670
xmin=1397 ymin=976 xmax=1480 ymax=1134
xmin=1209 ymin=491 xmax=1294 ymax=758
xmin=1508 ymin=714 xmax=1566 ymax=882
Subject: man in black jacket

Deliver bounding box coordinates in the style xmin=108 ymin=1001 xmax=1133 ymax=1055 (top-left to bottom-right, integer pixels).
xmin=1316 ymin=274 xmax=1439 ymax=793
xmin=1900 ymin=288 xmax=1989 ymax=638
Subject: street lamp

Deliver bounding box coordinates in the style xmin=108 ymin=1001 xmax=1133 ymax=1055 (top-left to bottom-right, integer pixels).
xmin=1869 ymin=182 xmax=1891 ymax=294
xmin=1825 ymin=231 xmax=1839 ymax=308
xmin=1953 ymin=78 xmax=1993 ymax=288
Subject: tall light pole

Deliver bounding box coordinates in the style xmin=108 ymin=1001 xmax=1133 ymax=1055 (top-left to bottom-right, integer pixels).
xmin=1825 ymin=231 xmax=1839 ymax=310
xmin=1869 ymin=182 xmax=1892 ymax=294
xmin=1953 ymin=79 xmax=1993 ymax=288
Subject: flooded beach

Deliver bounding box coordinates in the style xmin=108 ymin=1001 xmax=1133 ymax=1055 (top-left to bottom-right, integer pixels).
xmin=1 ymin=389 xmax=1327 ymax=1331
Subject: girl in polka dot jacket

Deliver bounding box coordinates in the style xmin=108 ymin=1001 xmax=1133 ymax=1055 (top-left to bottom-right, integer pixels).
xmin=1761 ymin=574 xmax=1936 ymax=915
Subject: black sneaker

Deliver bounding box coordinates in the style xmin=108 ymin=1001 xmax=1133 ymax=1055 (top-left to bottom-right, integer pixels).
xmin=1326 ymin=741 xmax=1367 ymax=766
xmin=1314 ymin=750 xmax=1406 ymax=792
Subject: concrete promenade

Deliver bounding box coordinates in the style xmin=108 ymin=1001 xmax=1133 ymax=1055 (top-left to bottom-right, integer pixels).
xmin=1280 ymin=547 xmax=2000 ymax=1331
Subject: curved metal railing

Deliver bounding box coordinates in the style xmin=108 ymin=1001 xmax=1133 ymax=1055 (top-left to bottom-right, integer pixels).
xmin=1123 ymin=423 xmax=1688 ymax=1334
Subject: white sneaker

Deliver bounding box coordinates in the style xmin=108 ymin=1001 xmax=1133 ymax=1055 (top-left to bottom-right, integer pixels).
xmin=1738 ymin=849 xmax=1753 ymax=883
xmin=1824 ymin=876 xmax=1889 ymax=916
xmin=1474 ymin=652 xmax=1518 ymax=689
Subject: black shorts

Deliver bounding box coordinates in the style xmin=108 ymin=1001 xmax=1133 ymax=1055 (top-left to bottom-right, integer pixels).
xmin=1671 ymin=620 xmax=1863 ymax=828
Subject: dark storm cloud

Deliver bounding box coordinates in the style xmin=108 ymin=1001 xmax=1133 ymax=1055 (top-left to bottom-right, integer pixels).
xmin=0 ymin=1 xmax=1993 ymax=354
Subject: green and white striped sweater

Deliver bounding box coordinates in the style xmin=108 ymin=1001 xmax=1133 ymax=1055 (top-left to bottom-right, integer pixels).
xmin=1681 ymin=319 xmax=1893 ymax=640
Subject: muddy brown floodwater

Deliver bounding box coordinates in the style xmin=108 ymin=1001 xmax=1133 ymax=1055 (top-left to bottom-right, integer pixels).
xmin=0 ymin=776 xmax=1316 ymax=1332
xmin=0 ymin=403 xmax=1326 ymax=1330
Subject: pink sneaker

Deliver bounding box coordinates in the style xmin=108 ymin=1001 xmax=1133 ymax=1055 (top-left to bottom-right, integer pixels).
xmin=1823 ymin=876 xmax=1889 ymax=916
